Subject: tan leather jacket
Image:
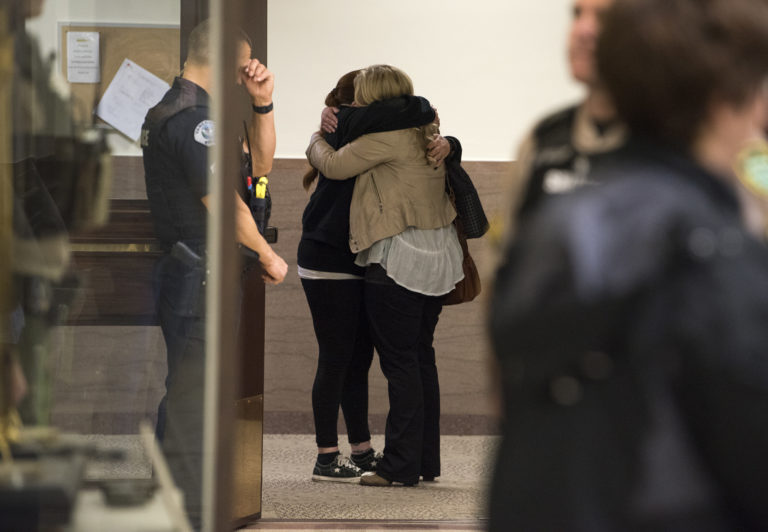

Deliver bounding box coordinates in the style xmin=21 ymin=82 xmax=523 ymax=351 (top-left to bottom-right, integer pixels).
xmin=306 ymin=128 xmax=456 ymax=252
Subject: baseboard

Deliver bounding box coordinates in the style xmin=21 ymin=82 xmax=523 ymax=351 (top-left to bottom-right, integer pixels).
xmin=264 ymin=412 xmax=499 ymax=436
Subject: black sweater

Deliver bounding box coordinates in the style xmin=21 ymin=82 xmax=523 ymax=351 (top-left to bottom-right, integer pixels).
xmin=298 ymin=95 xmax=435 ymax=274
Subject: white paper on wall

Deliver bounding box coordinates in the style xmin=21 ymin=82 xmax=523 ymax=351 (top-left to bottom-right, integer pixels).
xmin=67 ymin=31 xmax=100 ymax=83
xmin=95 ymin=58 xmax=170 ymax=141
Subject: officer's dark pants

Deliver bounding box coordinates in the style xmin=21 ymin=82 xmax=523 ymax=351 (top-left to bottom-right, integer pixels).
xmin=301 ymin=278 xmax=374 ymax=448
xmin=364 ymin=264 xmax=442 ymax=485
xmin=154 ymin=255 xmax=206 ymax=530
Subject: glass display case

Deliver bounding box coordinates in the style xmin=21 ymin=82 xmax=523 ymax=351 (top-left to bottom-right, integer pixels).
xmin=0 ymin=1 xmax=269 ymax=530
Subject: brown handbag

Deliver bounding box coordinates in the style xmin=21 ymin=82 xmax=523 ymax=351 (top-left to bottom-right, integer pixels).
xmin=441 ymin=140 xmax=484 ymax=305
xmin=443 ymin=216 xmax=482 ymax=306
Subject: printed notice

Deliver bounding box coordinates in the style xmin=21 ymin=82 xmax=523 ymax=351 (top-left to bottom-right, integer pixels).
xmin=67 ymin=31 xmax=100 ymax=83
xmin=95 ymin=59 xmax=170 ymax=141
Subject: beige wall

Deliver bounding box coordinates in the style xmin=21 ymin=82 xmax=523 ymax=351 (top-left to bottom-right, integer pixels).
xmin=269 ymin=0 xmax=582 ymax=161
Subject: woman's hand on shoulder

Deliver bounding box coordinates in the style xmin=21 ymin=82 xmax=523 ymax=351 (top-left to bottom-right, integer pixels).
xmin=320 ymin=106 xmax=340 ymax=133
xmin=427 ymin=135 xmax=451 ymax=168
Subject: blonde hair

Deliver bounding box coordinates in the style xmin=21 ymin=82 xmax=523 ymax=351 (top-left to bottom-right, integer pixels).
xmin=354 ymin=65 xmax=414 ymax=106
xmin=353 ymin=64 xmax=439 ymax=167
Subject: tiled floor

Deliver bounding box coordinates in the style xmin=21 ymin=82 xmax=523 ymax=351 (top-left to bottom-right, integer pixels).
xmin=74 ymin=433 xmax=496 ymax=530
xmin=255 ymin=434 xmax=496 ymax=523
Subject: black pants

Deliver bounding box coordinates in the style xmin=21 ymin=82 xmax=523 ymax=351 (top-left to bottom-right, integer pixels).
xmin=301 ymin=278 xmax=374 ymax=448
xmin=154 ymin=254 xmax=208 ymax=530
xmin=364 ymin=265 xmax=442 ymax=484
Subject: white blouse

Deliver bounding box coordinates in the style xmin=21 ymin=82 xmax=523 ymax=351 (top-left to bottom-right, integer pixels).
xmin=355 ymin=223 xmax=464 ymax=297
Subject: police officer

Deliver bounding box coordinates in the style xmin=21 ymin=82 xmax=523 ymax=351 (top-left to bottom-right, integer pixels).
xmin=501 ymin=0 xmax=625 ymax=242
xmin=141 ymin=20 xmax=287 ymax=528
xmin=489 ymin=0 xmax=768 ymax=529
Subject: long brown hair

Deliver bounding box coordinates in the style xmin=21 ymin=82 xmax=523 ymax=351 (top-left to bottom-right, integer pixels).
xmin=303 ymin=70 xmax=361 ymax=191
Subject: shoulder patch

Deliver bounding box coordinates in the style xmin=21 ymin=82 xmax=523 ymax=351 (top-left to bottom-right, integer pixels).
xmin=194 ymin=120 xmax=215 ymax=146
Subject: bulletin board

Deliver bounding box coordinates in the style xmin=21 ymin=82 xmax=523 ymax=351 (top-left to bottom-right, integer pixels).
xmin=59 ymin=23 xmax=180 ymax=126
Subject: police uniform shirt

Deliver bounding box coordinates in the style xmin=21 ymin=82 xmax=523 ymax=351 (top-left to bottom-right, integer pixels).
xmin=517 ymin=103 xmax=626 ymax=219
xmin=142 ymin=77 xmax=214 ymax=250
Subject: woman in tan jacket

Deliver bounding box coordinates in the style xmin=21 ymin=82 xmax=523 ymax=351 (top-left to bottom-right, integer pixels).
xmin=306 ymin=64 xmax=464 ymax=486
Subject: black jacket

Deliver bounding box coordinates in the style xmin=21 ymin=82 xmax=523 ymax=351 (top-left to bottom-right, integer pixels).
xmin=298 ymin=96 xmax=435 ymax=274
xmin=489 ymin=137 xmax=768 ymax=531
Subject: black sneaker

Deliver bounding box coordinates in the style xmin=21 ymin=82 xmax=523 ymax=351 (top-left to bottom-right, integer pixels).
xmin=350 ymin=449 xmax=383 ymax=472
xmin=312 ymin=454 xmax=363 ymax=483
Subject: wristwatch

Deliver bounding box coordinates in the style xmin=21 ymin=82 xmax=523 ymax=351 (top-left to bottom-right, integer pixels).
xmin=252 ymin=102 xmax=274 ymax=114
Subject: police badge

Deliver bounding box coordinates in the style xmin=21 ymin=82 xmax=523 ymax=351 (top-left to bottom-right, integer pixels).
xmin=194 ymin=119 xmax=215 ymax=146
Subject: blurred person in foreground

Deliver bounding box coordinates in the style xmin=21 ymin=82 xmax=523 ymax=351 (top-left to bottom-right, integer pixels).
xmin=500 ymin=0 xmax=624 ymax=244
xmin=489 ymin=0 xmax=768 ymax=530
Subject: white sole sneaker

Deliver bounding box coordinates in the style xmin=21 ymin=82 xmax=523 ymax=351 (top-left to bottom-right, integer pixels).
xmin=311 ymin=474 xmax=362 ymax=483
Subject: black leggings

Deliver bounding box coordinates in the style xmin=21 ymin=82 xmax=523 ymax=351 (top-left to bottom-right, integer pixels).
xmin=301 ymin=278 xmax=374 ymax=448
